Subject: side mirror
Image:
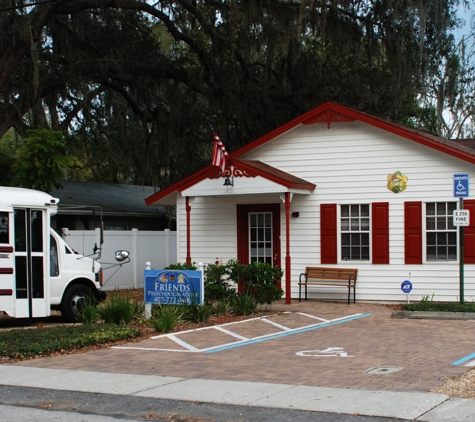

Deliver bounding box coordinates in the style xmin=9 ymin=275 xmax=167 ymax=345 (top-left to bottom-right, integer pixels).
xmin=115 ymin=250 xmax=130 ymax=262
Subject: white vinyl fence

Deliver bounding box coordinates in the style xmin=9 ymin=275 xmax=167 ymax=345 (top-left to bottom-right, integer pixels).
xmin=63 ymin=229 xmax=177 ymax=291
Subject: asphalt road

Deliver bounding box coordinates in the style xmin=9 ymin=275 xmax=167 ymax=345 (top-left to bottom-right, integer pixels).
xmin=0 ymin=385 xmax=404 ymax=422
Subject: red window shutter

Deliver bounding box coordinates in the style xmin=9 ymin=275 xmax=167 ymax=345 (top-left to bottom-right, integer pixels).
xmin=463 ymin=200 xmax=475 ymax=264
xmin=321 ymin=204 xmax=337 ymax=264
xmin=404 ymin=201 xmax=423 ymax=264
xmin=372 ymin=202 xmax=389 ymax=264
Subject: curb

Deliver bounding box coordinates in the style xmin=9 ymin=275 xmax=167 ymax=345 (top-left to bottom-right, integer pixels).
xmin=392 ymin=310 xmax=475 ymax=320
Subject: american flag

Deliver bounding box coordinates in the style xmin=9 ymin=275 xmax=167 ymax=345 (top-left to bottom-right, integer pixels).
xmin=203 ymin=115 xmax=228 ymax=173
xmin=211 ymin=132 xmax=228 ymax=173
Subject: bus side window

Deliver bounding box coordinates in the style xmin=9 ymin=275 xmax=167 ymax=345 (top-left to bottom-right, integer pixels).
xmin=0 ymin=212 xmax=8 ymax=244
xmin=50 ymin=235 xmax=59 ymax=277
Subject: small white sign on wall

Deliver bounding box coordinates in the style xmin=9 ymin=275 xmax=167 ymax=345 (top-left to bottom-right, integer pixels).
xmin=453 ymin=210 xmax=470 ymax=227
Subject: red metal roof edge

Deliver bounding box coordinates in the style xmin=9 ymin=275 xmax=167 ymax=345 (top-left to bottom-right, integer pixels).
xmin=230 ymin=102 xmax=475 ymax=164
xmin=146 ymin=101 xmax=475 ymax=205
xmin=235 ymin=159 xmax=315 ymax=190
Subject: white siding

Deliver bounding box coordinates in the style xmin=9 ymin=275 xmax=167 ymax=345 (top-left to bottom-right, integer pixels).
xmin=177 ymin=121 xmax=475 ymax=303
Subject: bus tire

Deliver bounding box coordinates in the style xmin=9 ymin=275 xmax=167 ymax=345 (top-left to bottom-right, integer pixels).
xmin=60 ymin=284 xmax=93 ymax=322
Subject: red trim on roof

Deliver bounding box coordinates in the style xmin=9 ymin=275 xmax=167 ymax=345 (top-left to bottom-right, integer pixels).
xmin=230 ymin=102 xmax=475 ymax=164
xmin=146 ymin=101 xmax=475 ymax=206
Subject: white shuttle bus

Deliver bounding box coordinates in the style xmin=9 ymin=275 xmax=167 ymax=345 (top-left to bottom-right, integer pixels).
xmin=0 ymin=186 xmax=107 ymax=322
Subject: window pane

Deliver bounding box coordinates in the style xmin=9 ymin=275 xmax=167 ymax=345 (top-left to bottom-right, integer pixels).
xmin=341 ymin=219 xmax=349 ymax=231
xmin=341 ymin=205 xmax=349 ymax=217
xmin=14 ymin=209 xmax=26 ymax=252
xmin=426 ymin=202 xmax=457 ymax=261
xmin=340 ymin=204 xmax=370 ymax=261
xmin=426 ymin=203 xmax=435 ymax=215
xmin=436 ymin=216 xmax=446 ymax=230
xmin=361 ymin=218 xmax=369 ymax=231
xmin=341 ymin=233 xmax=350 ymax=246
xmin=50 ymin=235 xmax=59 ymax=277
xmin=427 ymin=217 xmax=435 ymax=230
xmin=437 ymin=202 xmax=446 ymax=214
xmin=0 ymin=212 xmax=8 ymax=244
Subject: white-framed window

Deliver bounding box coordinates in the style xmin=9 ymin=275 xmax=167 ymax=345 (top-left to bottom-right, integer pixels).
xmin=426 ymin=202 xmax=457 ymax=261
xmin=340 ymin=204 xmax=370 ymax=261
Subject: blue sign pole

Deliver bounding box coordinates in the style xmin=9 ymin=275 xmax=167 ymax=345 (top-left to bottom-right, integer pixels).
xmin=454 ymin=174 xmax=469 ymax=303
xmin=401 ymin=279 xmax=412 ymax=304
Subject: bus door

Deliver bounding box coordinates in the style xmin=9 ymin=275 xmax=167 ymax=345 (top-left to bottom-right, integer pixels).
xmin=13 ymin=208 xmax=49 ymax=318
xmin=0 ymin=211 xmax=14 ymax=314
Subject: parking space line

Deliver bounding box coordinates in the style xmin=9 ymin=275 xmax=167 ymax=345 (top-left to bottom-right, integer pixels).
xmin=452 ymin=353 xmax=475 ymax=366
xmin=112 ymin=312 xmax=371 ymax=354
xmin=204 ymin=313 xmax=370 ymax=353
xmin=168 ymin=334 xmax=200 ymax=352
xmin=261 ymin=318 xmax=293 ymax=331
xmin=213 ymin=325 xmax=249 ymax=340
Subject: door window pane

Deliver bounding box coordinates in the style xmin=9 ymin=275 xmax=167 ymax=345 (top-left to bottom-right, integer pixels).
xmin=249 ymin=212 xmax=272 ymax=264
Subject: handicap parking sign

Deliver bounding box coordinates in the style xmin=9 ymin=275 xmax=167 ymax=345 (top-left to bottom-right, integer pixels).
xmin=401 ymin=280 xmax=412 ymax=294
xmin=454 ymin=174 xmax=469 ymax=197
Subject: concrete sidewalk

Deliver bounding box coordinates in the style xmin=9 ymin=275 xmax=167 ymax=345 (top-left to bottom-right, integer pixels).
xmin=0 ymin=364 xmax=474 ymax=421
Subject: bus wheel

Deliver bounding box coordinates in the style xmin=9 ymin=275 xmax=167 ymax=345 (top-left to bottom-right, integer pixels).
xmin=60 ymin=285 xmax=93 ymax=322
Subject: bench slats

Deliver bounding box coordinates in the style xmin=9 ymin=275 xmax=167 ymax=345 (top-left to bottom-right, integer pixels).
xmin=298 ymin=266 xmax=358 ymax=304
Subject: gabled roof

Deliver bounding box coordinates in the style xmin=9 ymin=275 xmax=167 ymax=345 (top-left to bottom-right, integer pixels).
xmin=51 ymin=181 xmax=167 ymax=216
xmin=145 ymin=101 xmax=475 ymax=206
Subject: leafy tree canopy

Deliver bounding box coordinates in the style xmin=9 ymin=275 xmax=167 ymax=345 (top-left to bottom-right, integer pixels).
xmin=0 ymin=0 xmax=464 ymax=188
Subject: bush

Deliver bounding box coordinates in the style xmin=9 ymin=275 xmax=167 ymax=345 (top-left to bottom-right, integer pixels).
xmin=231 ymin=261 xmax=284 ymax=304
xmin=204 ymin=260 xmax=237 ymax=303
xmin=184 ymin=302 xmax=212 ymax=323
xmin=151 ymin=303 xmax=184 ymax=332
xmin=0 ymin=325 xmax=141 ymax=360
xmin=232 ymin=293 xmax=258 ymax=316
xmin=96 ymin=291 xmax=144 ymax=324
xmin=164 ymin=262 xmax=198 ymax=270
xmin=403 ymin=302 xmax=475 ymax=312
xmin=76 ymin=301 xmax=98 ymax=325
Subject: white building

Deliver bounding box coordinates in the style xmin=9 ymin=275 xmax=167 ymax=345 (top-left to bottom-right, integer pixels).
xmin=146 ymin=102 xmax=475 ymax=304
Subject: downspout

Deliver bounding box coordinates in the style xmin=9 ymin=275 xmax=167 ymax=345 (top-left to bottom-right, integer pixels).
xmin=186 ymin=197 xmax=192 ymax=265
xmin=285 ymin=192 xmax=292 ymax=304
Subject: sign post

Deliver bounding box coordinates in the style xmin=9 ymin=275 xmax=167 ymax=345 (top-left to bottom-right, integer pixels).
xmin=454 ymin=174 xmax=470 ymax=303
xmin=401 ymin=279 xmax=412 ymax=304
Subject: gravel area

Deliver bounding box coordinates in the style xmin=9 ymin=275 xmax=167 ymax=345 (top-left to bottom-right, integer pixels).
xmin=431 ymin=368 xmax=475 ymax=398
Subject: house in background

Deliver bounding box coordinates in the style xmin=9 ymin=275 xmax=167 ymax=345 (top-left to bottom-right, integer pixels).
xmin=51 ymin=181 xmax=175 ymax=232
xmin=145 ymin=101 xmax=475 ymax=304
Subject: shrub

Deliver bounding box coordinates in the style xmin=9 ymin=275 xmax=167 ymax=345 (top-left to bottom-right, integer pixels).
xmin=231 ymin=261 xmax=284 ymax=304
xmin=76 ymin=301 xmax=98 ymax=325
xmin=232 ymin=293 xmax=258 ymax=316
xmin=204 ymin=260 xmax=237 ymax=303
xmin=0 ymin=325 xmax=141 ymax=360
xmin=184 ymin=302 xmax=212 ymax=323
xmin=403 ymin=301 xmax=475 ymax=312
xmin=96 ymin=291 xmax=144 ymax=325
xmin=151 ymin=303 xmax=184 ymax=332
xmin=164 ymin=262 xmax=198 ymax=270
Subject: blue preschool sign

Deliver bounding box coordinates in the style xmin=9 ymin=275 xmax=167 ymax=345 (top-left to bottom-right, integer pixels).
xmin=144 ymin=270 xmax=204 ymax=305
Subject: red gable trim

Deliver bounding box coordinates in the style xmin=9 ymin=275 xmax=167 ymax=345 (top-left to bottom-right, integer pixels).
xmin=146 ymin=101 xmax=475 ymax=206
xmin=230 ymin=102 xmax=475 ymax=165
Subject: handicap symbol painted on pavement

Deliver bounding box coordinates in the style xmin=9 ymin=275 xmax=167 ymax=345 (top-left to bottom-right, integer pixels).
xmin=296 ymin=347 xmax=354 ymax=357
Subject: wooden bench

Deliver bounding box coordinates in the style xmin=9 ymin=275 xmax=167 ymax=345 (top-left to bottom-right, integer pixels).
xmin=298 ymin=267 xmax=358 ymax=304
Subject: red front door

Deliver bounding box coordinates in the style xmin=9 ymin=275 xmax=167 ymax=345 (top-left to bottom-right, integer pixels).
xmin=237 ymin=204 xmax=281 ymax=268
